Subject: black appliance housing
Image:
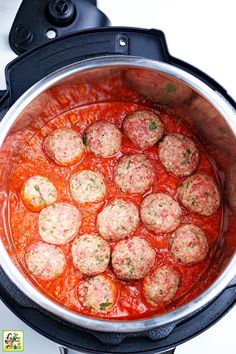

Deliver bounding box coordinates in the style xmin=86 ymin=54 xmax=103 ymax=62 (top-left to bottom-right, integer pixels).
xmin=0 ymin=1 xmax=235 ymax=354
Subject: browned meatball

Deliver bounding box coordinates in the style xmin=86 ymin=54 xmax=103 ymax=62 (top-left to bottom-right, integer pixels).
xmin=72 ymin=234 xmax=110 ymax=275
xmin=158 ymin=134 xmax=199 ymax=177
xmin=123 ymin=110 xmax=164 ymax=148
xmin=96 ymin=199 xmax=140 ymax=241
xmin=77 ymin=275 xmax=117 ymax=312
xmin=84 ymin=120 xmax=122 ymax=157
xmin=111 ymin=237 xmax=156 ymax=280
xmin=21 ymin=175 xmax=57 ymax=212
xmin=142 ymin=266 xmax=180 ymax=306
xmin=43 ymin=128 xmax=85 ymax=166
xmin=140 ymin=193 xmax=182 ymax=233
xmin=25 ymin=241 xmax=66 ymax=280
xmin=177 ymin=173 xmax=221 ymax=216
xmin=170 ymin=224 xmax=209 ymax=264
xmin=114 ymin=154 xmax=155 ymax=194
xmin=39 ymin=203 xmax=82 ymax=244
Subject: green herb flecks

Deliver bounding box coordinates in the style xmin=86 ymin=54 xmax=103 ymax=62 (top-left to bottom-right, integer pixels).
xmin=100 ymin=302 xmax=112 ymax=311
xmin=126 ymin=257 xmax=132 ymax=266
xmin=127 ymin=161 xmax=131 ymax=169
xmin=165 ymin=83 xmax=176 ymax=93
xmin=34 ymin=185 xmax=40 ymax=192
xmin=218 ymin=126 xmax=227 ymax=134
xmin=149 ymin=121 xmax=157 ymax=131
xmin=83 ymin=134 xmax=89 ymax=146
xmin=129 ymin=267 xmax=135 ymax=278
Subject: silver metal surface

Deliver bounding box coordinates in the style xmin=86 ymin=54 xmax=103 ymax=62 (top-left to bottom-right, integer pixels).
xmin=0 ymin=56 xmax=235 ymax=332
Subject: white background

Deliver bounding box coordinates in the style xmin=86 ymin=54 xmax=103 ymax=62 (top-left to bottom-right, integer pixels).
xmin=0 ymin=1 xmax=235 ymax=353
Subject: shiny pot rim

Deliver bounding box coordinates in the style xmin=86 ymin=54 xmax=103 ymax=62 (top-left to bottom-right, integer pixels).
xmin=0 ymin=56 xmax=236 ymax=333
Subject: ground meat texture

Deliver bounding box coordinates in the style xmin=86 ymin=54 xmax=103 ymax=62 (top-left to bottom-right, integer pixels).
xmin=72 ymin=234 xmax=110 ymax=275
xmin=177 ymin=173 xmax=221 ymax=216
xmin=158 ymin=134 xmax=199 ymax=177
xmin=111 ymin=237 xmax=156 ymax=280
xmin=142 ymin=266 xmax=180 ymax=306
xmin=96 ymin=199 xmax=140 ymax=241
xmin=25 ymin=241 xmax=66 ymax=280
xmin=114 ymin=154 xmax=155 ymax=194
xmin=84 ymin=120 xmax=122 ymax=157
xmin=70 ymin=170 xmax=106 ymax=204
xmin=123 ymin=110 xmax=165 ymax=149
xmin=39 ymin=203 xmax=82 ymax=244
xmin=77 ymin=275 xmax=117 ymax=312
xmin=170 ymin=224 xmax=209 ymax=264
xmin=21 ymin=175 xmax=57 ymax=212
xmin=43 ymin=127 xmax=85 ymax=166
xmin=140 ymin=193 xmax=182 ymax=233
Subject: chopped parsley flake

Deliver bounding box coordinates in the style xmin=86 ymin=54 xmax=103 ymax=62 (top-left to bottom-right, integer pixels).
xmin=218 ymin=126 xmax=227 ymax=134
xmin=126 ymin=257 xmax=132 ymax=265
xmin=83 ymin=134 xmax=89 ymax=146
xmin=186 ymin=149 xmax=191 ymax=155
xmin=165 ymin=83 xmax=176 ymax=93
xmin=34 ymin=185 xmax=40 ymax=192
xmin=127 ymin=161 xmax=131 ymax=169
xmin=100 ymin=302 xmax=111 ymax=310
xmin=129 ymin=268 xmax=135 ymax=278
xmin=149 ymin=121 xmax=157 ymax=131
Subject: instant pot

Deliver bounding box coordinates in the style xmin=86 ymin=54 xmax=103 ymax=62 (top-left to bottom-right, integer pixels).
xmin=0 ymin=1 xmax=235 ymax=353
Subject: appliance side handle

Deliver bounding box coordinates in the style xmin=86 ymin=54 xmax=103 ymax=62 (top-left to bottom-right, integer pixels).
xmin=170 ymin=56 xmax=236 ymax=109
xmin=3 ymin=27 xmax=171 ymax=107
xmin=58 ymin=346 xmax=176 ymax=354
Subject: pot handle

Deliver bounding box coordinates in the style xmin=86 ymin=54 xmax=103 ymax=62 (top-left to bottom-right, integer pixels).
xmin=1 ymin=27 xmax=170 ymax=108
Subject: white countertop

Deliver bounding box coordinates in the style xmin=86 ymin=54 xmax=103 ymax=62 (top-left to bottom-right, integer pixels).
xmin=0 ymin=1 xmax=235 ymax=353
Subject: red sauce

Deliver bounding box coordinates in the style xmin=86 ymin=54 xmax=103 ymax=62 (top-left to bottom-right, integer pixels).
xmin=8 ymin=84 xmax=223 ymax=320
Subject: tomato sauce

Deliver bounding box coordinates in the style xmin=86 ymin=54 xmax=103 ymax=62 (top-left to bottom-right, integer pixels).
xmin=8 ymin=79 xmax=223 ymax=320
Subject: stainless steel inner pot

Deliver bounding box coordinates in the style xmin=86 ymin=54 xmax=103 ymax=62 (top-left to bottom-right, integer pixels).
xmin=0 ymin=56 xmax=235 ymax=332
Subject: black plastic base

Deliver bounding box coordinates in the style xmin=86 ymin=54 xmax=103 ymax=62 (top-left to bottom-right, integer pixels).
xmin=0 ymin=266 xmax=235 ymax=354
xmin=0 ymin=24 xmax=236 ymax=354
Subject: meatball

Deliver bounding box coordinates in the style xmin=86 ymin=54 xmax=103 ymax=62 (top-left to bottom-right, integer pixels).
xmin=25 ymin=241 xmax=66 ymax=280
xmin=78 ymin=275 xmax=117 ymax=312
xmin=111 ymin=237 xmax=156 ymax=280
xmin=123 ymin=110 xmax=164 ymax=149
xmin=43 ymin=127 xmax=85 ymax=166
xmin=177 ymin=173 xmax=221 ymax=216
xmin=140 ymin=193 xmax=182 ymax=233
xmin=84 ymin=120 xmax=122 ymax=157
xmin=21 ymin=175 xmax=57 ymax=212
xmin=114 ymin=154 xmax=155 ymax=194
xmin=170 ymin=224 xmax=209 ymax=264
xmin=39 ymin=203 xmax=82 ymax=244
xmin=96 ymin=199 xmax=139 ymax=241
xmin=72 ymin=234 xmax=110 ymax=275
xmin=70 ymin=170 xmax=106 ymax=204
xmin=158 ymin=134 xmax=199 ymax=177
xmin=142 ymin=266 xmax=180 ymax=306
